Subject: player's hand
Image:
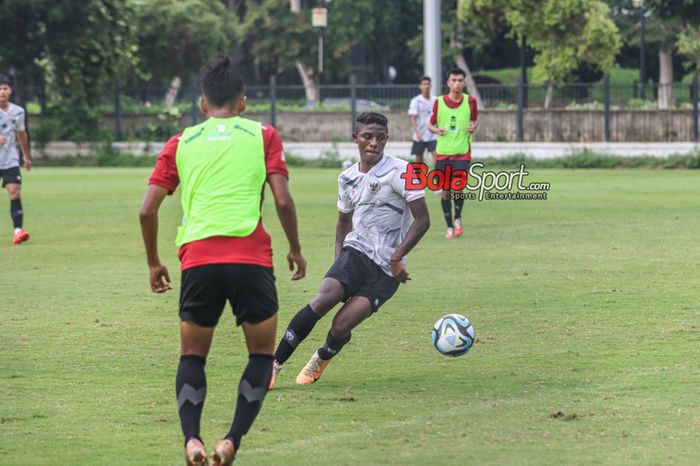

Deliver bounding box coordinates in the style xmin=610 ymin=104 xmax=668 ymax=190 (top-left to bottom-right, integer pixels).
xmin=436 ymin=128 xmax=446 ymax=136
xmin=22 ymin=157 xmax=32 ymax=171
xmin=149 ymin=263 xmax=172 ymax=293
xmin=416 ymin=133 xmax=424 ymax=142
xmin=287 ymin=250 xmax=307 ymax=281
xmin=391 ymin=259 xmax=411 ymax=283
xmin=468 ymin=121 xmax=478 ymax=134
xmin=0 ymin=136 xmax=7 ymax=145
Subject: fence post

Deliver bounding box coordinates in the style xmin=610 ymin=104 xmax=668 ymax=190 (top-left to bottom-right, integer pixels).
xmin=191 ymin=78 xmax=198 ymax=126
xmin=604 ymin=74 xmax=611 ymax=143
xmin=114 ymin=79 xmax=122 ymax=142
xmin=350 ymin=74 xmax=357 ymax=134
xmin=516 ymin=76 xmax=524 ymax=143
xmin=39 ymin=73 xmax=47 ymax=116
xmin=269 ymin=75 xmax=277 ymax=128
xmin=693 ymin=71 xmax=699 ymax=143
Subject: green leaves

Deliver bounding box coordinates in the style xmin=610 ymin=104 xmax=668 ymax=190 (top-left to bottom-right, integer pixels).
xmin=135 ymin=0 xmax=237 ymax=80
xmin=462 ymin=0 xmax=621 ymax=85
xmin=677 ymin=25 xmax=700 ymax=71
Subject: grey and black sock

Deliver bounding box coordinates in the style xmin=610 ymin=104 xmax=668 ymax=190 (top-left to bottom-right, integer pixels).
xmin=226 ymin=354 xmax=274 ymax=450
xmin=176 ymin=354 xmax=207 ymax=445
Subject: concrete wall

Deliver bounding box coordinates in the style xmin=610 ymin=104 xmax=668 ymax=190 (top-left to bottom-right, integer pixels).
xmin=33 ymin=141 xmax=699 ymax=160
xmin=28 ymin=109 xmax=699 ymax=143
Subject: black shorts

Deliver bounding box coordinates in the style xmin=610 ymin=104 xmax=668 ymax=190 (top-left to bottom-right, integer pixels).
xmin=1 ymin=166 xmax=21 ymax=188
xmin=325 ymin=247 xmax=399 ymax=313
xmin=435 ymin=158 xmax=470 ymax=187
xmin=180 ymin=264 xmax=278 ymax=327
xmin=411 ymin=140 xmax=437 ymax=157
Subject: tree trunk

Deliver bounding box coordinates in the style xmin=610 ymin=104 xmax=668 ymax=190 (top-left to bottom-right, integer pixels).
xmin=658 ymin=48 xmax=675 ymax=109
xmin=295 ymin=62 xmax=320 ymax=104
xmin=544 ymin=81 xmax=554 ymax=109
xmin=289 ymin=0 xmax=319 ymax=105
xmin=450 ymin=23 xmax=483 ymax=109
xmin=454 ymin=53 xmax=483 ymax=109
xmin=165 ymin=76 xmax=181 ymax=109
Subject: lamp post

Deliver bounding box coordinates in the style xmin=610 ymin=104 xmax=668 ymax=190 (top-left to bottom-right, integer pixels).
xmin=423 ymin=0 xmax=441 ymax=91
xmin=632 ymin=0 xmax=645 ymax=99
xmin=312 ymin=1 xmax=329 ymax=104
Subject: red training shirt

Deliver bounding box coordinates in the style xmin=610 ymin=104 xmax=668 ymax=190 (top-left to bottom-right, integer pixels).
xmin=429 ymin=94 xmax=478 ymax=161
xmin=148 ymin=124 xmax=288 ymax=271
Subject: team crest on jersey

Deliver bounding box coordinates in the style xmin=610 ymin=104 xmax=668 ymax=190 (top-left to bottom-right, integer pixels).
xmin=368 ymin=179 xmax=381 ymax=194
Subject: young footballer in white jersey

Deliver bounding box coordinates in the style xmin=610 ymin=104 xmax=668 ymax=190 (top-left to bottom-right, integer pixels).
xmin=0 ymin=75 xmax=32 ymax=244
xmin=408 ymin=76 xmax=437 ymax=165
xmin=269 ymin=112 xmax=431 ymax=387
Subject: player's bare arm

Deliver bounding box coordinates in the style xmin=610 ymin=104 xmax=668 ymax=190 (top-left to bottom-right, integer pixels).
xmin=139 ymin=184 xmax=172 ymax=293
xmin=0 ymin=135 xmax=6 ymax=144
xmin=389 ymin=197 xmax=430 ymax=283
xmin=410 ymin=115 xmax=424 ymax=141
xmin=16 ymin=130 xmax=31 ymax=171
xmin=335 ymin=210 xmax=353 ymax=259
xmin=428 ymin=121 xmax=445 ymax=136
xmin=268 ymin=173 xmax=306 ymax=280
xmin=468 ymin=120 xmax=478 ymax=134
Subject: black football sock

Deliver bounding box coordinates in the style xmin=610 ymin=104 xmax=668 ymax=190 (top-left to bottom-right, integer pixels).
xmin=10 ymin=198 xmax=23 ymax=229
xmin=441 ymin=199 xmax=453 ymax=228
xmin=274 ymin=304 xmax=321 ymax=364
xmin=225 ymin=354 xmax=273 ymax=451
xmin=317 ymin=330 xmax=352 ymax=360
xmin=454 ymin=198 xmax=464 ymax=220
xmin=176 ymin=355 xmax=207 ymax=445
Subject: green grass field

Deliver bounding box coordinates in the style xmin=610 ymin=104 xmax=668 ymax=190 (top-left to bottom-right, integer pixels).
xmin=1 ymin=167 xmax=699 ymax=465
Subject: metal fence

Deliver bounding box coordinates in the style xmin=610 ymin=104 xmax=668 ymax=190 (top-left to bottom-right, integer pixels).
xmin=24 ymin=75 xmax=700 ymax=142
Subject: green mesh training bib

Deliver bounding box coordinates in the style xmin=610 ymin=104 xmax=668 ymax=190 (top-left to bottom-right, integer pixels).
xmin=175 ymin=116 xmax=265 ymax=246
xmin=435 ymin=95 xmax=472 ymax=155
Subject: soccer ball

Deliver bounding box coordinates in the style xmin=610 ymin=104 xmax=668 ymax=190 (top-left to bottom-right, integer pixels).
xmin=432 ymin=314 xmax=475 ymax=357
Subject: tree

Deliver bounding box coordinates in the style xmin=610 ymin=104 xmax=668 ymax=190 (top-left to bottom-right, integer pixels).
xmin=677 ymin=25 xmax=700 ymax=72
xmin=0 ymin=0 xmax=48 ymax=103
xmin=442 ymin=0 xmax=491 ymax=107
xmin=242 ymin=0 xmax=376 ymax=104
xmin=645 ymin=0 xmax=700 ymax=108
xmin=461 ymin=0 xmax=621 ymax=108
xmin=135 ymin=0 xmax=237 ymax=107
xmin=0 ymin=0 xmax=137 ymax=141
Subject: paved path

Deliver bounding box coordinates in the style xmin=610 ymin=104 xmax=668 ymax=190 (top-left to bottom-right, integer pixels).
xmin=35 ymin=141 xmax=699 ymax=159
xmin=284 ymin=142 xmax=699 ymax=160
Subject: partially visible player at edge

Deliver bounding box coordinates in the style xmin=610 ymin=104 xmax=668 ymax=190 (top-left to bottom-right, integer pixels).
xmin=139 ymin=57 xmax=306 ymax=466
xmin=407 ymin=76 xmax=437 ymax=165
xmin=428 ymin=68 xmax=478 ymax=239
xmin=269 ymin=112 xmax=430 ymax=388
xmin=0 ymin=75 xmax=32 ymax=244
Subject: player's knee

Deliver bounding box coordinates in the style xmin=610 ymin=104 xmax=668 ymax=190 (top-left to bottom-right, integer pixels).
xmin=7 ymin=188 xmax=20 ymax=200
xmin=310 ymin=296 xmax=334 ymax=316
xmin=311 ymin=291 xmax=342 ymax=316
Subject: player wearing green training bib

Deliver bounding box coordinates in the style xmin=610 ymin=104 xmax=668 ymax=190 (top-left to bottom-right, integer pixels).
xmin=428 ymin=68 xmax=479 ymax=240
xmin=140 ymin=57 xmax=307 ymax=466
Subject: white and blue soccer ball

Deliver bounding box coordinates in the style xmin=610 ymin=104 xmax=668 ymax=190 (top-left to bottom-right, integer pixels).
xmin=432 ymin=314 xmax=475 ymax=357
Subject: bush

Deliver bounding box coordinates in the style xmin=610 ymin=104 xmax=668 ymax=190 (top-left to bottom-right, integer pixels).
xmin=478 ymin=148 xmax=700 ymax=169
xmin=36 ymin=144 xmax=157 ymax=168
xmin=134 ymin=107 xmax=183 ymax=141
